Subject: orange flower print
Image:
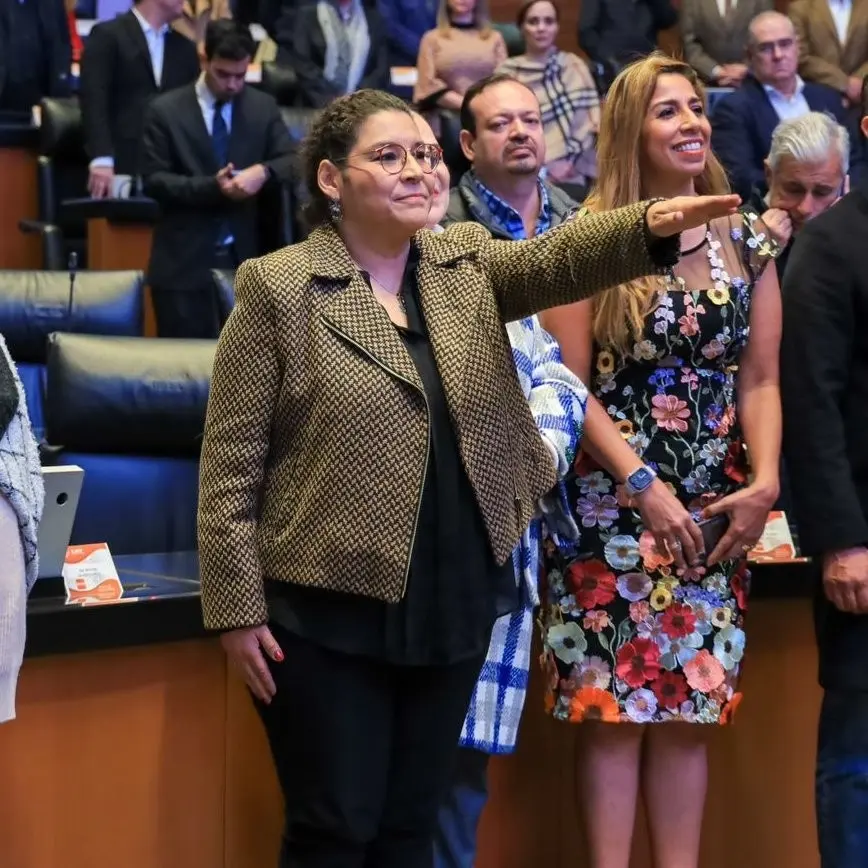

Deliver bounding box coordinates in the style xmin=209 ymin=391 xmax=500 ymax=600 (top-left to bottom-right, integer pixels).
xmin=639 ymin=530 xmax=674 ymax=571
xmin=569 ymin=687 xmax=621 ymax=723
xmin=720 ymin=691 xmax=743 ymax=725
xmin=651 ymin=394 xmax=691 ymax=433
xmin=715 ymin=405 xmax=737 ymax=438
xmin=684 ymin=649 xmax=725 ymax=694
xmin=583 ymin=610 xmax=612 ymax=633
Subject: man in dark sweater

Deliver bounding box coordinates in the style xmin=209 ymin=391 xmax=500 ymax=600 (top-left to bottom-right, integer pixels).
xmin=0 ymin=0 xmax=71 ymax=116
xmin=780 ymin=83 xmax=868 ymax=868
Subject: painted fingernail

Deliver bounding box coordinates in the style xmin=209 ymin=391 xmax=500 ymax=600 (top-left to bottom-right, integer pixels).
xmin=274 ymin=650 xmax=284 ymax=662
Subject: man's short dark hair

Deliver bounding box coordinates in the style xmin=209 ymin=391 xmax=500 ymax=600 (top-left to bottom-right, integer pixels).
xmin=459 ymin=73 xmax=535 ymax=135
xmin=204 ymin=20 xmax=256 ymax=61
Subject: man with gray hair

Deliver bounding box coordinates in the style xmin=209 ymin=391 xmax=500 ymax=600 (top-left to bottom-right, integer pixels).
xmin=712 ymin=10 xmax=855 ymax=201
xmin=752 ymin=110 xmax=849 ymax=279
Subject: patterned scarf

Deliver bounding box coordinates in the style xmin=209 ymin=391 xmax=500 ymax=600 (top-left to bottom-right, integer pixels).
xmin=0 ymin=339 xmax=16 ymax=443
xmin=317 ymin=0 xmax=371 ymax=95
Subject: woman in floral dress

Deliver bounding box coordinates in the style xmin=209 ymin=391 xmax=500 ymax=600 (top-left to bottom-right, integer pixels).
xmin=539 ymin=54 xmax=782 ymax=868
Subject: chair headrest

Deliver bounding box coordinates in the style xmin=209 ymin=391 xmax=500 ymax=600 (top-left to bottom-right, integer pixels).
xmin=261 ymin=62 xmax=299 ymax=106
xmin=45 ymin=334 xmax=216 ymax=455
xmin=0 ymin=270 xmax=145 ymax=363
xmin=39 ymin=97 xmax=86 ymax=162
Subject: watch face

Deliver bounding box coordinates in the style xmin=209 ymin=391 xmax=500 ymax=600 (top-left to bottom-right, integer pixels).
xmin=629 ymin=468 xmax=653 ymax=490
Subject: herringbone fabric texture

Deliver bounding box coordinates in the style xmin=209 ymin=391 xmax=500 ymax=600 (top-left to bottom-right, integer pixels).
xmin=198 ymin=200 xmax=666 ymax=631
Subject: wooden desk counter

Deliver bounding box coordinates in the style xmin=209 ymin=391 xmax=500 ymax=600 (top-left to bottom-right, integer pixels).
xmin=0 ymin=125 xmax=41 ymax=270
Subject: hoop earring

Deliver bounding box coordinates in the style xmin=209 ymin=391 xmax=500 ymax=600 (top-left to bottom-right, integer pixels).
xmin=328 ymin=198 xmax=343 ymax=222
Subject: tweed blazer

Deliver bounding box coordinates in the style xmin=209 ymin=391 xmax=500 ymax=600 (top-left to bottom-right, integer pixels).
xmin=790 ymin=0 xmax=868 ymax=92
xmin=198 ymin=201 xmax=670 ymax=632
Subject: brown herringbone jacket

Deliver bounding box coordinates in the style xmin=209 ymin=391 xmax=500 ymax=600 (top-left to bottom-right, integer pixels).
xmin=199 ymin=202 xmax=667 ymax=631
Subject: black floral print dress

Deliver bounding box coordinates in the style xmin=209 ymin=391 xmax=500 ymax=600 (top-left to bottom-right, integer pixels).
xmin=540 ymin=211 xmax=778 ymax=725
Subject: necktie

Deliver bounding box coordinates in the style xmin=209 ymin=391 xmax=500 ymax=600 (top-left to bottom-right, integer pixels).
xmin=212 ymin=101 xmax=229 ymax=169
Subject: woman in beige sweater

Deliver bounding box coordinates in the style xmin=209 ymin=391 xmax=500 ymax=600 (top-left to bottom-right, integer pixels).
xmin=413 ymin=0 xmax=507 ymax=112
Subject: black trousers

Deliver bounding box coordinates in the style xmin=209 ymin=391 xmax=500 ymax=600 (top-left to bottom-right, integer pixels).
xmin=151 ymin=285 xmax=221 ymax=339
xmin=253 ymin=625 xmax=484 ymax=868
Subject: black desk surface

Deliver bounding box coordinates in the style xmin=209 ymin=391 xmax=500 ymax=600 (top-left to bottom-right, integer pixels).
xmin=26 ymin=550 xmax=207 ymax=658
xmin=61 ymin=196 xmax=160 ymax=225
xmin=0 ymin=119 xmax=39 ymax=149
xmin=24 ymin=548 xmax=817 ymax=660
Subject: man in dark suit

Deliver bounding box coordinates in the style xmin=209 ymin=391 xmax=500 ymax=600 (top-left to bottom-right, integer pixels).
xmin=712 ymin=10 xmax=858 ymax=201
xmin=140 ymin=19 xmax=295 ymax=339
xmin=780 ymin=82 xmax=868 ymax=868
xmin=80 ymin=0 xmax=199 ymax=198
xmin=0 ymin=0 xmax=71 ymax=115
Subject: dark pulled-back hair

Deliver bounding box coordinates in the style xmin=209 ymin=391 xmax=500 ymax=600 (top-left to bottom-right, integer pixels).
xmin=301 ymin=89 xmax=411 ymax=226
xmin=204 ymin=20 xmax=256 ymax=61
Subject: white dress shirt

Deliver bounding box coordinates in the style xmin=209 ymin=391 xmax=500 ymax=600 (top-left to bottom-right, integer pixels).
xmin=828 ymin=0 xmax=852 ymax=45
xmin=716 ymin=0 xmax=736 ymax=17
xmin=764 ymin=76 xmax=811 ymax=121
xmin=195 ymin=74 xmax=233 ymax=135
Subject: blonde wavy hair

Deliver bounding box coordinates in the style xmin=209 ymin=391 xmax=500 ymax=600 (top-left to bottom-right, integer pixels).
xmin=585 ymin=53 xmax=730 ymax=355
xmin=436 ymin=0 xmax=494 ymax=38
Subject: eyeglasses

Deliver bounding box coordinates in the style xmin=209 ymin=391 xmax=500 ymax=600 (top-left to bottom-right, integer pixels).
xmin=755 ymin=37 xmax=795 ymax=55
xmin=340 ymin=143 xmax=443 ymax=175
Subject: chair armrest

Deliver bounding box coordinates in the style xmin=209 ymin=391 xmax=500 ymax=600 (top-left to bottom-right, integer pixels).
xmin=18 ymin=220 xmax=66 ymax=270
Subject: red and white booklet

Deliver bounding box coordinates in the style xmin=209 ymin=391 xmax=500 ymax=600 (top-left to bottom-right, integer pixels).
xmin=747 ymin=510 xmax=809 ymax=564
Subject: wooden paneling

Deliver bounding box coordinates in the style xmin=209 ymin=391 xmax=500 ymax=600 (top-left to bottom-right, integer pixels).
xmin=0 ymin=148 xmax=41 ymax=269
xmin=87 ymin=218 xmax=157 ymax=337
xmin=0 ymin=640 xmax=227 ymax=868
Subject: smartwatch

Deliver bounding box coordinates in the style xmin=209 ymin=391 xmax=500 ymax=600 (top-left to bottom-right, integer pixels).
xmin=624 ymin=465 xmax=657 ymax=497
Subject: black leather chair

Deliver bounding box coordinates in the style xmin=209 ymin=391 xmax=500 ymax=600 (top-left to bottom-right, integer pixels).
xmin=280 ymin=106 xmax=321 ymax=240
xmin=19 ymin=97 xmax=90 ymax=270
xmin=211 ymin=268 xmax=236 ymax=325
xmin=259 ymin=61 xmax=300 ymax=107
xmin=435 ymin=109 xmax=471 ymax=183
xmin=44 ymin=333 xmax=215 ymax=555
xmin=0 ymin=269 xmax=145 ymax=440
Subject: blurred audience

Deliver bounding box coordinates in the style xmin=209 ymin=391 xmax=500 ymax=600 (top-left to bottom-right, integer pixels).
xmin=0 ymin=0 xmax=71 ymax=115
xmin=780 ymin=81 xmax=868 ymax=868
xmin=579 ymin=0 xmax=677 ymax=92
xmin=712 ymin=11 xmax=854 ymax=200
xmin=498 ymin=0 xmax=599 ymax=192
xmin=680 ymin=0 xmax=771 ymax=86
xmin=141 ymin=20 xmax=294 ymax=338
xmin=413 ymin=0 xmax=507 ymax=114
xmin=751 ymin=111 xmax=848 ymax=278
xmin=790 ymin=0 xmax=868 ymax=106
xmin=80 ymin=0 xmax=199 ymax=198
xmin=275 ymin=0 xmax=390 ymax=108
xmin=173 ymin=0 xmax=233 ymax=46
xmin=378 ymin=0 xmax=438 ymax=67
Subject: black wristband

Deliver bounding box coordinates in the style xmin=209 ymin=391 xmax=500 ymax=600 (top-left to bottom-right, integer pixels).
xmin=643 ymin=198 xmax=681 ymax=272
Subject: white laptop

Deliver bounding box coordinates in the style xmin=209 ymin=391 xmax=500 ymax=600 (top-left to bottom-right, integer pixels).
xmin=37 ymin=466 xmax=85 ymax=580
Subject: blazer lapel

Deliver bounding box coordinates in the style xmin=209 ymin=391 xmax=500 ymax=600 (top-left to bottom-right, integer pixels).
xmin=227 ymin=90 xmax=248 ymax=168
xmin=416 ymin=229 xmax=485 ymax=416
xmin=311 ymin=227 xmax=422 ymax=391
xmin=182 ymin=85 xmax=221 ymax=174
xmin=814 ymin=0 xmax=843 ymax=48
xmin=121 ymin=11 xmax=158 ymax=87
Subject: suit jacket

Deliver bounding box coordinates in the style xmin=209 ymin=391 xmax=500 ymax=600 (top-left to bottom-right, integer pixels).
xmin=0 ymin=0 xmax=71 ymax=104
xmin=196 ymin=203 xmax=677 ymax=631
xmin=790 ymin=0 xmax=868 ymax=92
xmin=579 ymin=0 xmax=677 ymax=70
xmin=80 ymin=10 xmax=199 ymax=175
xmin=274 ymin=3 xmax=391 ymax=108
xmin=140 ymin=83 xmax=295 ymax=293
xmin=680 ymin=0 xmax=773 ymax=82
xmin=711 ymin=74 xmax=857 ymax=200
xmin=781 ymin=182 xmax=868 ymax=689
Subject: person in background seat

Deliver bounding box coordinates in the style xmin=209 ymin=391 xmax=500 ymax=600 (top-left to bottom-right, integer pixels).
xmin=498 ymin=0 xmax=599 ymax=194
xmin=712 ymin=11 xmax=857 ymax=201
xmin=378 ymin=0 xmax=438 ymax=67
xmin=140 ymin=20 xmax=295 ymax=338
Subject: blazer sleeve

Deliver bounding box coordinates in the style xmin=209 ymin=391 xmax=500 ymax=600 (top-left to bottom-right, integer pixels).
xmin=791 ymin=0 xmax=849 ymax=92
xmin=680 ymin=0 xmax=720 ymax=81
xmin=648 ymin=0 xmax=678 ymax=33
xmin=711 ymin=95 xmax=764 ymax=201
xmin=283 ymin=8 xmax=342 ymax=108
xmin=578 ymin=0 xmax=606 ymax=63
xmin=780 ymin=220 xmax=868 ymax=555
xmin=261 ymin=97 xmax=297 ymax=182
xmin=140 ymin=102 xmax=226 ymax=207
xmin=79 ymin=24 xmax=116 ymax=161
xmin=476 ymin=200 xmax=678 ymax=322
xmin=198 ymin=258 xmax=282 ymax=631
